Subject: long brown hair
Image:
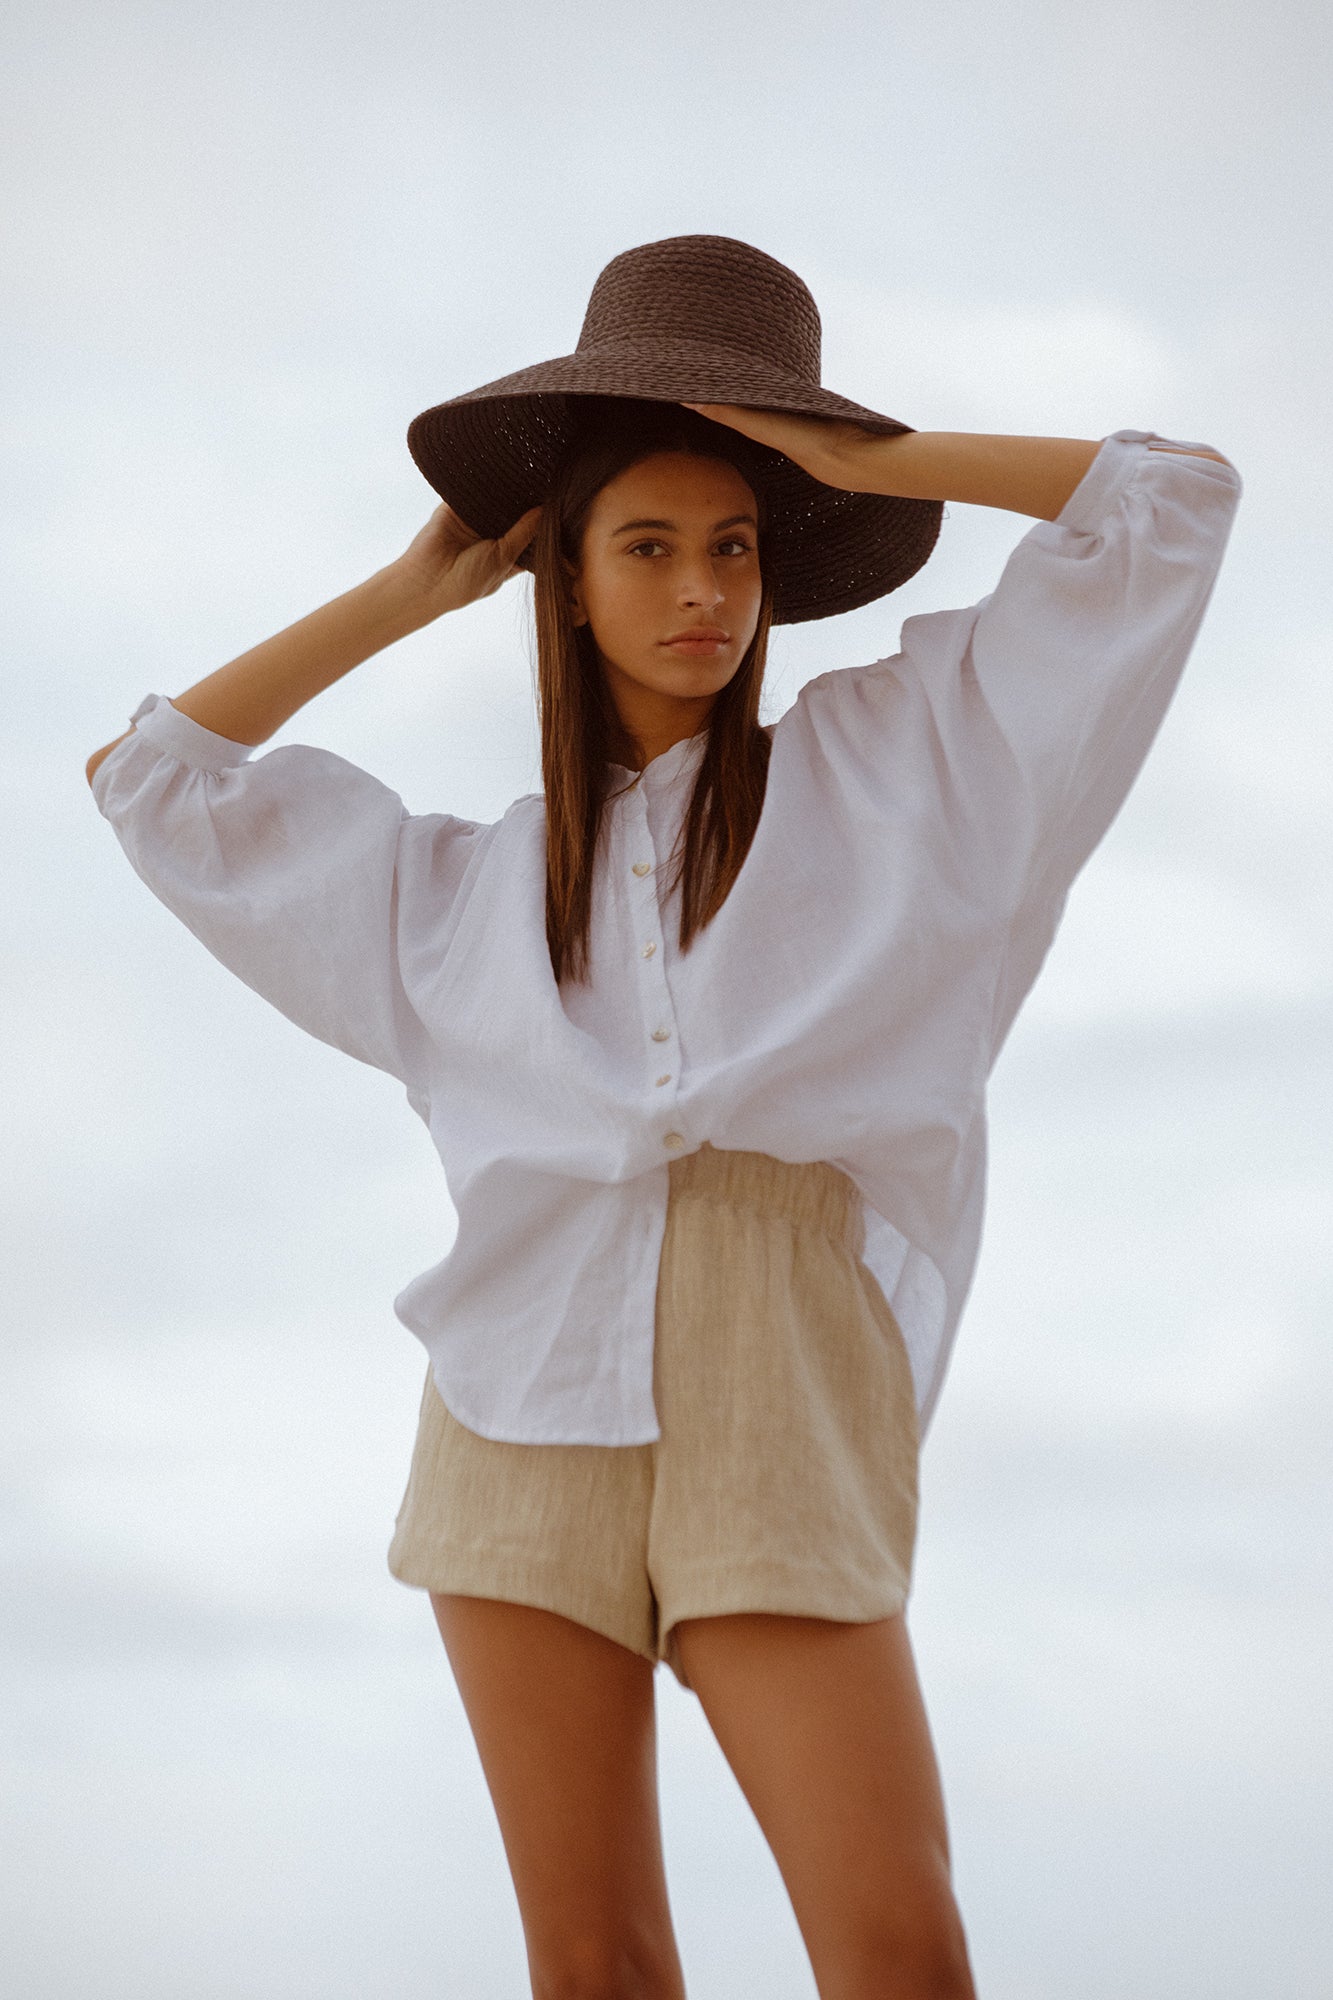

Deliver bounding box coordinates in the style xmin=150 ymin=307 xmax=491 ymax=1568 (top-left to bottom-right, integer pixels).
xmin=533 ymin=399 xmax=775 ymax=987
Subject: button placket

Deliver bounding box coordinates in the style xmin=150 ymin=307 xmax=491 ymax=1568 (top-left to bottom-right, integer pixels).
xmin=625 ymin=790 xmax=686 ymax=1150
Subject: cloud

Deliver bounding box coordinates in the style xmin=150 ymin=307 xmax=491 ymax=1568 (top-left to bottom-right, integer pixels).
xmin=817 ymin=279 xmax=1188 ymax=435
xmin=5 ymin=3 xmax=1331 ymax=1993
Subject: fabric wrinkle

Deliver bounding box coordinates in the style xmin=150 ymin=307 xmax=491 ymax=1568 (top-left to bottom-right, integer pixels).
xmin=387 ymin=1144 xmax=919 ymax=1693
xmin=89 ymin=431 xmax=1243 ymax=1450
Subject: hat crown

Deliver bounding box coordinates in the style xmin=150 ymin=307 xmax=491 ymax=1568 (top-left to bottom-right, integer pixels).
xmin=576 ymin=234 xmax=823 ymax=384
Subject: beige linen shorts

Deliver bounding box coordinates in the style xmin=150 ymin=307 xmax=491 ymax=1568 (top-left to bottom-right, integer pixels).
xmin=386 ymin=1142 xmax=919 ymax=1692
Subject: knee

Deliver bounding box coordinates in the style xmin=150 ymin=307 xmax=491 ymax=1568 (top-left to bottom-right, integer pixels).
xmin=893 ymin=1930 xmax=976 ymax=2000
xmin=530 ymin=1935 xmax=684 ymax=2000
xmin=831 ymin=1897 xmax=977 ymax=2000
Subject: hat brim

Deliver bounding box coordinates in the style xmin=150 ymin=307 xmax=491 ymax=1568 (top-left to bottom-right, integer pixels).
xmin=407 ymin=349 xmax=943 ymax=625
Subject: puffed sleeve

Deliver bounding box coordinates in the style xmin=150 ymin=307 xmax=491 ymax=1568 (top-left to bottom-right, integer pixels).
xmin=90 ymin=692 xmax=467 ymax=1090
xmin=897 ymin=429 xmax=1243 ymax=907
xmin=874 ymin=429 xmax=1243 ymax=1061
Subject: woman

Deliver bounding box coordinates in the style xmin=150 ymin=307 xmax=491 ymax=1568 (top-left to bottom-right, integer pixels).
xmin=86 ymin=235 xmax=1241 ymax=2000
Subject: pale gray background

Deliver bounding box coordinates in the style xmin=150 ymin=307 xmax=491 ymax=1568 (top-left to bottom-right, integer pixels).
xmin=5 ymin=2 xmax=1331 ymax=1995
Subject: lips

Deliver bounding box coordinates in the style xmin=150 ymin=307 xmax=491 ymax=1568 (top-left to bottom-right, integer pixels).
xmin=661 ymin=627 xmax=730 ymax=648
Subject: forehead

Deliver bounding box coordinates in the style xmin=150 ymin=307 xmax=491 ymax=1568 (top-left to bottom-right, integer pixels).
xmin=589 ymin=450 xmax=757 ymax=523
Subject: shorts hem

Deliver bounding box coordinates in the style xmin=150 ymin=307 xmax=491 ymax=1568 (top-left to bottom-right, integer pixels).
xmin=656 ymin=1568 xmax=912 ymax=1698
xmin=386 ymin=1539 xmax=657 ymax=1663
xmin=657 ymin=1557 xmax=912 ymax=1631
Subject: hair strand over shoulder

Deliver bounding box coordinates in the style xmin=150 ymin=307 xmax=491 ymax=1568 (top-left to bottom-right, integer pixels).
xmin=532 ymin=400 xmax=775 ymax=987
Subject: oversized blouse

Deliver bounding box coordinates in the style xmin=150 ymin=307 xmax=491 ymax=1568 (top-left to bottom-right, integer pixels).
xmin=90 ymin=429 xmax=1243 ymax=1446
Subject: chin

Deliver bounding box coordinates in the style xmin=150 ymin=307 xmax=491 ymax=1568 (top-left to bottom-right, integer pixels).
xmin=656 ymin=653 xmax=740 ymax=685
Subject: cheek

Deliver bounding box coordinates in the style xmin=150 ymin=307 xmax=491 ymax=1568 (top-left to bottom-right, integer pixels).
xmin=735 ymin=568 xmax=764 ymax=639
xmin=585 ymin=567 xmax=660 ymax=644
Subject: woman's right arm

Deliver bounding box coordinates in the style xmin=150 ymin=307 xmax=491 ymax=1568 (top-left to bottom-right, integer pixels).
xmin=84 ymin=500 xmax=541 ymax=785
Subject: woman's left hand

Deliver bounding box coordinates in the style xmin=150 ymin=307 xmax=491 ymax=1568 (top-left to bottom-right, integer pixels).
xmin=682 ymin=402 xmax=883 ymax=491
xmin=686 ymin=404 xmax=1116 ymax=521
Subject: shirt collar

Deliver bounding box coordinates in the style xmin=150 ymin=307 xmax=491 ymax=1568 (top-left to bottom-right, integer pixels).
xmin=606 ymin=728 xmax=708 ymax=798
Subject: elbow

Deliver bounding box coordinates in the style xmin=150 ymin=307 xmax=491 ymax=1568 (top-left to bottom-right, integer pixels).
xmin=1145 ymin=439 xmax=1243 ymax=506
xmin=1147 ymin=443 xmax=1230 ymax=464
xmin=86 ymin=725 xmax=135 ymax=789
xmin=1146 ymin=440 xmax=1242 ymax=481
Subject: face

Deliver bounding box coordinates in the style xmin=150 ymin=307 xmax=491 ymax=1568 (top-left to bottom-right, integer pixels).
xmin=568 ymin=451 xmax=763 ymax=766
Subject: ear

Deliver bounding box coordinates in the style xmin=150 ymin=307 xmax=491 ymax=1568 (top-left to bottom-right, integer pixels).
xmin=564 ymin=555 xmax=589 ymax=628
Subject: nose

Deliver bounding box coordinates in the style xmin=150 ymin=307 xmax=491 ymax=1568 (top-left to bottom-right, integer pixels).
xmin=677 ymin=557 xmax=725 ymax=611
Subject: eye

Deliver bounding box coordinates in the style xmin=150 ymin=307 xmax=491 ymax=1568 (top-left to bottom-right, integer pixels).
xmin=626 ymin=539 xmax=669 ymax=557
xmin=715 ymin=536 xmax=755 ymax=557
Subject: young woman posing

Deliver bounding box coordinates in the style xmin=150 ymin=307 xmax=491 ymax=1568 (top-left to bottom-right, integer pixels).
xmin=87 ymin=237 xmax=1241 ymax=2000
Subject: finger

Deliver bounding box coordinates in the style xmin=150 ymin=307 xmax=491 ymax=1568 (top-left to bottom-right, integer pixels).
xmin=439 ymin=501 xmax=483 ymax=543
xmin=683 ymin=401 xmax=792 ymax=449
xmin=499 ymin=504 xmax=542 ymax=561
xmin=683 ymin=401 xmax=752 ymax=427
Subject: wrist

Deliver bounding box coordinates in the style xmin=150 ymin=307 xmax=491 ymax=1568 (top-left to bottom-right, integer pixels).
xmin=831 ymin=428 xmax=925 ymax=494
xmin=369 ymin=557 xmax=446 ymax=636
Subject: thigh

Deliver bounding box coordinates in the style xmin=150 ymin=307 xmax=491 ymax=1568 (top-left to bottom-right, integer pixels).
xmin=430 ymin=1594 xmax=686 ymax=1998
xmin=671 ymin=1609 xmax=975 ymax=1999
xmin=649 ymin=1182 xmax=919 ymax=1682
xmin=390 ymin=1367 xmax=659 ymax=1670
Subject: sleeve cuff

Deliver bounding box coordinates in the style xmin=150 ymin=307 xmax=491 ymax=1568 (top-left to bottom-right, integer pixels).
xmin=127 ymin=693 xmax=258 ymax=772
xmin=1053 ymin=430 xmax=1158 ymax=534
xmin=1055 ymin=428 xmax=1237 ymax=536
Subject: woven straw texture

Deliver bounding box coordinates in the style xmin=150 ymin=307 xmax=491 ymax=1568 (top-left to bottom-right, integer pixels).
xmin=408 ymin=235 xmax=943 ymax=625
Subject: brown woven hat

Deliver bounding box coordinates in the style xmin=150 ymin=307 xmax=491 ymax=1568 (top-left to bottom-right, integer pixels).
xmin=407 ymin=234 xmax=942 ymax=625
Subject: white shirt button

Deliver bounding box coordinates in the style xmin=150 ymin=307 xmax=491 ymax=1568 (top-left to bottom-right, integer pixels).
xmin=651 ymin=1027 xmax=670 ymax=1042
xmin=641 ymin=941 xmax=656 ymax=958
xmin=632 ymin=861 xmax=652 ymax=876
xmin=655 ymin=1074 xmax=672 ymax=1087
xmin=663 ymin=1131 xmax=685 ymax=1150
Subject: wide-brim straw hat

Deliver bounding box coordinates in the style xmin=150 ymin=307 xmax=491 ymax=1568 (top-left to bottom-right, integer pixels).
xmin=407 ymin=234 xmax=942 ymax=625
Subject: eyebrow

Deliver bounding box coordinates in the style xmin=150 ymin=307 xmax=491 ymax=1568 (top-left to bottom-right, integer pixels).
xmin=609 ymin=513 xmax=758 ymax=537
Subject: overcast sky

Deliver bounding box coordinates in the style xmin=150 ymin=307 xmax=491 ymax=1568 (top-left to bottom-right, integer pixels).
xmin=4 ymin=2 xmax=1332 ymax=1995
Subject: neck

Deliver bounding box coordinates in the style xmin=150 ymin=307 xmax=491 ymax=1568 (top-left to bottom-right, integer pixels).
xmin=606 ymin=700 xmax=715 ymax=772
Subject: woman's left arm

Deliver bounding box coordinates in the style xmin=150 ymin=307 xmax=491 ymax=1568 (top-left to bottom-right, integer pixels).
xmin=684 ymin=405 xmax=1230 ymax=521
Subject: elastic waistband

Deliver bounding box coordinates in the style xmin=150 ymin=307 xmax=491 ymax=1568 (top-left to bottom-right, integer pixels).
xmin=668 ymin=1141 xmax=866 ymax=1255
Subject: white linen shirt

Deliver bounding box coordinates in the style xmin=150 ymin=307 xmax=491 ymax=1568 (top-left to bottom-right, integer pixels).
xmin=91 ymin=430 xmax=1242 ymax=1446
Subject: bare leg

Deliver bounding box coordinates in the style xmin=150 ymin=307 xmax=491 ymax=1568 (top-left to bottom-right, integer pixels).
xmin=671 ymin=1609 xmax=975 ymax=2000
xmin=430 ymin=1592 xmax=687 ymax=2000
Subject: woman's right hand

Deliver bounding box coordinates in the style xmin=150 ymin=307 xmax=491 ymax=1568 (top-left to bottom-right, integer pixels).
xmin=394 ymin=501 xmax=543 ymax=619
